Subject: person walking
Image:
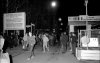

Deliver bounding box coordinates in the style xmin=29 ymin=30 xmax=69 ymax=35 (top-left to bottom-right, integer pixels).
xmin=27 ymin=32 xmax=36 ymax=60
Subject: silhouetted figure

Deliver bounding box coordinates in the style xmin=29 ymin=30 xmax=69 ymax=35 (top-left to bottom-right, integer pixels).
xmin=60 ymin=32 xmax=68 ymax=53
xmin=71 ymin=33 xmax=77 ymax=56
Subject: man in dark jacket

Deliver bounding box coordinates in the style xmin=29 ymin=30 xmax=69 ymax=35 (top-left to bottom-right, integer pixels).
xmin=60 ymin=32 xmax=68 ymax=53
xmin=71 ymin=33 xmax=77 ymax=56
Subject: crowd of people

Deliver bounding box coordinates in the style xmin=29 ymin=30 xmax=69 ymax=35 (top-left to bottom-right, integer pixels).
xmin=0 ymin=31 xmax=78 ymax=61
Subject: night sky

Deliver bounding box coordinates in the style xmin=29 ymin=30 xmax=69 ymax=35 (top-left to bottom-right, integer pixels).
xmin=0 ymin=0 xmax=100 ymax=32
xmin=68 ymin=0 xmax=100 ymax=16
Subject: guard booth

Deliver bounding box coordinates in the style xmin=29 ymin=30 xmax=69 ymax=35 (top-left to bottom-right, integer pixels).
xmin=68 ymin=15 xmax=100 ymax=60
xmin=76 ymin=29 xmax=100 ymax=60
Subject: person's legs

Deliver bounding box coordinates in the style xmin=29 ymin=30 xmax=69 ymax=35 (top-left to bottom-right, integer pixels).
xmin=72 ymin=44 xmax=74 ymax=54
xmin=46 ymin=42 xmax=49 ymax=51
xmin=63 ymin=43 xmax=67 ymax=53
xmin=27 ymin=44 xmax=34 ymax=60
xmin=70 ymin=42 xmax=72 ymax=51
xmin=73 ymin=43 xmax=76 ymax=56
xmin=72 ymin=43 xmax=76 ymax=56
xmin=30 ymin=44 xmax=35 ymax=58
xmin=43 ymin=43 xmax=46 ymax=52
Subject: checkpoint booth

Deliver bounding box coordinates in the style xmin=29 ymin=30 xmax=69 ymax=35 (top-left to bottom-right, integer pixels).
xmin=76 ymin=29 xmax=100 ymax=60
xmin=68 ymin=15 xmax=100 ymax=60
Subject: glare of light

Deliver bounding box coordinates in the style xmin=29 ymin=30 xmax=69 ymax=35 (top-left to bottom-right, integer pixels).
xmin=61 ymin=23 xmax=63 ymax=25
xmin=58 ymin=18 xmax=62 ymax=21
xmin=51 ymin=1 xmax=57 ymax=8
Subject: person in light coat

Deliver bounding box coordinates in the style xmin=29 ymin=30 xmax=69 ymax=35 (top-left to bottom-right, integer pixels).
xmin=42 ymin=33 xmax=49 ymax=53
xmin=0 ymin=35 xmax=5 ymax=51
xmin=27 ymin=32 xmax=36 ymax=60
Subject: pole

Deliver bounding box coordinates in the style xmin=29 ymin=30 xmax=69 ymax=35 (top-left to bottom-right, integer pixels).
xmin=6 ymin=0 xmax=8 ymax=13
xmin=85 ymin=0 xmax=88 ymax=31
xmin=3 ymin=0 xmax=8 ymax=36
xmin=85 ymin=0 xmax=89 ymax=50
xmin=31 ymin=23 xmax=32 ymax=34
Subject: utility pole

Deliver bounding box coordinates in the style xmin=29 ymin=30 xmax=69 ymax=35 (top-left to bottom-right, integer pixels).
xmin=6 ymin=0 xmax=9 ymax=13
xmin=85 ymin=0 xmax=88 ymax=34
xmin=4 ymin=0 xmax=9 ymax=36
xmin=85 ymin=0 xmax=89 ymax=50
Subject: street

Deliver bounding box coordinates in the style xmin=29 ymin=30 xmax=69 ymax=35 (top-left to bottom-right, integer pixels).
xmin=6 ymin=45 xmax=99 ymax=63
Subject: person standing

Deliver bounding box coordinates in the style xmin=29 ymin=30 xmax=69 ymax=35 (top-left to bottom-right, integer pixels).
xmin=0 ymin=35 xmax=5 ymax=52
xmin=27 ymin=32 xmax=36 ymax=60
xmin=71 ymin=33 xmax=77 ymax=56
xmin=42 ymin=33 xmax=49 ymax=53
xmin=60 ymin=32 xmax=68 ymax=53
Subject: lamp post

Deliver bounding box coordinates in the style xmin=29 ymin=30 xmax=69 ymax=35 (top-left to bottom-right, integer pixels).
xmin=85 ymin=0 xmax=88 ymax=34
xmin=31 ymin=23 xmax=35 ymax=34
xmin=85 ymin=0 xmax=89 ymax=50
xmin=6 ymin=0 xmax=9 ymax=13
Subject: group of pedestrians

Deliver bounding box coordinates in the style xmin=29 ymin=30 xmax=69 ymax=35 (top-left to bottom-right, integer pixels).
xmin=22 ymin=32 xmax=50 ymax=60
xmin=3 ymin=32 xmax=22 ymax=51
xmin=22 ymin=31 xmax=78 ymax=60
xmin=0 ymin=31 xmax=78 ymax=61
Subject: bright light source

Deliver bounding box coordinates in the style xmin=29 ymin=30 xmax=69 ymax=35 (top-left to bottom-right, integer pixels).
xmin=58 ymin=18 xmax=62 ymax=21
xmin=61 ymin=23 xmax=63 ymax=25
xmin=51 ymin=1 xmax=57 ymax=8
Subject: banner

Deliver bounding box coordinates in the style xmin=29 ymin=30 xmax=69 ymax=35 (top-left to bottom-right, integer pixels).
xmin=69 ymin=25 xmax=74 ymax=32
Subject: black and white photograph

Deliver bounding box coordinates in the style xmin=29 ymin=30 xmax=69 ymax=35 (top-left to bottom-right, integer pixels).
xmin=0 ymin=0 xmax=100 ymax=63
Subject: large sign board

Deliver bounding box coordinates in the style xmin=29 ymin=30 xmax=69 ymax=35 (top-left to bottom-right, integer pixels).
xmin=68 ymin=15 xmax=100 ymax=21
xmin=3 ymin=12 xmax=26 ymax=30
xmin=68 ymin=15 xmax=100 ymax=26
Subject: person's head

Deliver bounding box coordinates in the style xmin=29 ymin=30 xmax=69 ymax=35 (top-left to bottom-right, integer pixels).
xmin=72 ymin=33 xmax=75 ymax=36
xmin=29 ymin=32 xmax=32 ymax=37
xmin=63 ymin=32 xmax=66 ymax=35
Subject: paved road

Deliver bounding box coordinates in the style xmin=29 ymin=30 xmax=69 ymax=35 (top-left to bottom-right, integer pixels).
xmin=6 ymin=46 xmax=100 ymax=63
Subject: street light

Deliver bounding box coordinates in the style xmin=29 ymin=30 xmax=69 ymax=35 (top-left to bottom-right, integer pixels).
xmin=51 ymin=1 xmax=57 ymax=8
xmin=85 ymin=0 xmax=89 ymax=50
xmin=58 ymin=18 xmax=62 ymax=21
